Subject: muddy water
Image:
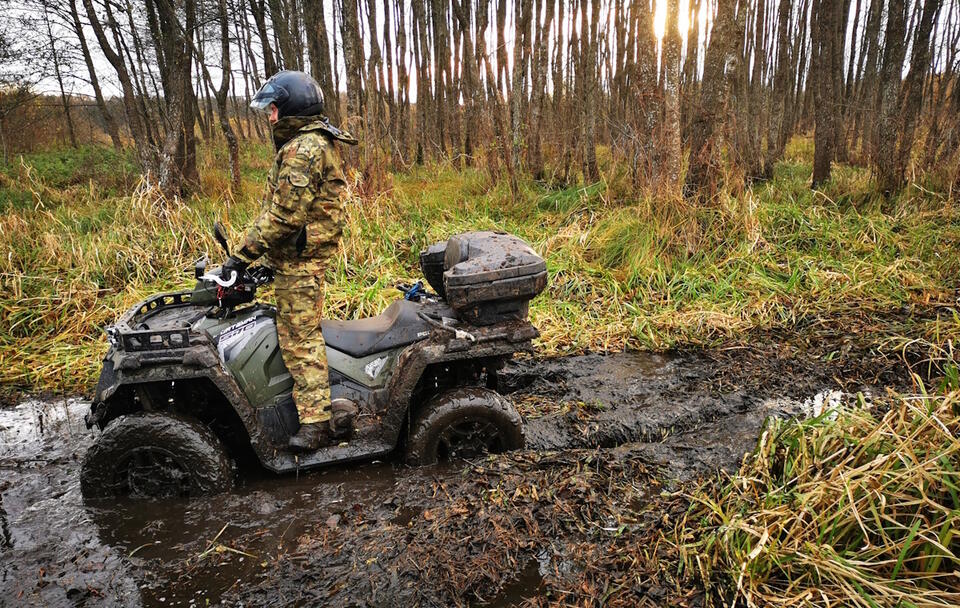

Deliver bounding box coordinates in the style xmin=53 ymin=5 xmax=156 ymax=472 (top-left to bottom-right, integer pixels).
xmin=0 ymin=399 xmax=434 ymax=607
xmin=0 ymin=349 xmax=887 ymax=607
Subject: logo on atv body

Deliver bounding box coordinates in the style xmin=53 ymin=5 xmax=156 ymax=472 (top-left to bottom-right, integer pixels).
xmin=364 ymin=356 xmax=388 ymax=379
xmin=217 ymin=317 xmax=260 ymax=361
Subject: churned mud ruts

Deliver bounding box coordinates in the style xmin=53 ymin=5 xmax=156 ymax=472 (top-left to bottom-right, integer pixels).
xmin=0 ymin=340 xmax=913 ymax=607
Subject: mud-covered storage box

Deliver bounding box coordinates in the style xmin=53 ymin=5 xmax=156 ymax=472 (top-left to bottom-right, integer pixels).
xmin=419 ymin=241 xmax=448 ymax=298
xmin=420 ymin=231 xmax=547 ymax=325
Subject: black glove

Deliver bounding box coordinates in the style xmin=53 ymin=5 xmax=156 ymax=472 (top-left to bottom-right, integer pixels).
xmin=220 ymin=255 xmax=249 ymax=283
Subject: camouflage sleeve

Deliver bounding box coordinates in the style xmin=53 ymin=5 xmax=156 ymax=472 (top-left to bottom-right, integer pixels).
xmin=232 ymin=141 xmax=341 ymax=263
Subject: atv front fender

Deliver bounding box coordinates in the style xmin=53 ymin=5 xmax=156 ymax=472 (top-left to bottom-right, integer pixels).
xmin=86 ymin=344 xmax=282 ymax=466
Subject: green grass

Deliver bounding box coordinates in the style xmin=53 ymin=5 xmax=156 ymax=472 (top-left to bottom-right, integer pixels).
xmin=677 ymin=389 xmax=960 ymax=607
xmin=1 ymin=138 xmax=958 ymax=396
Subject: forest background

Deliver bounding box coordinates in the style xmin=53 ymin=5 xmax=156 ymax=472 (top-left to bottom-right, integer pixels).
xmin=1 ymin=0 xmax=958 ymax=405
xmin=2 ymin=0 xmax=959 ymax=196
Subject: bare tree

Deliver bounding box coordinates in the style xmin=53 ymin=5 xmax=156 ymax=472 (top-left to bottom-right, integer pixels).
xmin=685 ymin=1 xmax=741 ymax=199
xmin=67 ymin=0 xmax=123 ymax=149
xmin=40 ymin=4 xmax=77 ymax=148
xmin=3 ymin=0 xmax=956 ymax=200
xmin=81 ymin=0 xmax=157 ymax=176
xmin=304 ymin=1 xmax=338 ymax=122
xmin=659 ymin=0 xmax=683 ymax=193
xmin=889 ymin=0 xmax=943 ymax=191
xmin=811 ymin=0 xmax=844 ymax=187
xmin=579 ymin=0 xmax=600 ymax=183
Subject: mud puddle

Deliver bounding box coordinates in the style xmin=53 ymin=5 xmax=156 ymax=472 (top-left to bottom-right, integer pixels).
xmin=0 ymin=399 xmax=437 ymax=607
xmin=0 ymin=347 xmax=905 ymax=607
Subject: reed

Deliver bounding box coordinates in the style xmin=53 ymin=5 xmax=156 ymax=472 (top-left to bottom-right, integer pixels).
xmin=678 ymin=390 xmax=960 ymax=607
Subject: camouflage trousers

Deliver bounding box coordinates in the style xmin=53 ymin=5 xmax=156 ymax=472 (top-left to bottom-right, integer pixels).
xmin=274 ymin=270 xmax=331 ymax=425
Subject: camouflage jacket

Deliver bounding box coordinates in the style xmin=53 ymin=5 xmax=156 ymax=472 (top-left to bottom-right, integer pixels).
xmin=233 ymin=116 xmax=358 ymax=268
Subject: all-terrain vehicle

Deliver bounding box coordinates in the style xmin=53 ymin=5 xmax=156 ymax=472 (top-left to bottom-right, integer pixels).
xmin=81 ymin=229 xmax=548 ymax=498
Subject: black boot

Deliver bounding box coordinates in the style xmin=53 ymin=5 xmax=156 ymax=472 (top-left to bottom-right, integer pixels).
xmin=288 ymin=423 xmax=324 ymax=451
xmin=329 ymin=398 xmax=358 ymax=439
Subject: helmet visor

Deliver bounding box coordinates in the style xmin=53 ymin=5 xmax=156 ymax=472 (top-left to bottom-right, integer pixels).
xmin=250 ymin=82 xmax=288 ymax=114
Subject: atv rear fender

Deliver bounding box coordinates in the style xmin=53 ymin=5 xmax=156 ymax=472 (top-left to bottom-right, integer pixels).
xmin=381 ymin=319 xmax=539 ymax=443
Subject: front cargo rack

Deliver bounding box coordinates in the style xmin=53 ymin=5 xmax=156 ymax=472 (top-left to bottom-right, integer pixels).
xmin=106 ymin=291 xmax=196 ymax=352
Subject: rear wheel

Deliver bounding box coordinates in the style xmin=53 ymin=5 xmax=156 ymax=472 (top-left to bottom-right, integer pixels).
xmin=81 ymin=413 xmax=234 ymax=499
xmin=405 ymin=388 xmax=525 ymax=465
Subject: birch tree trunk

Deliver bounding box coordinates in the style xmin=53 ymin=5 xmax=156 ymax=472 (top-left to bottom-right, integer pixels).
xmin=659 ymin=0 xmax=682 ymax=194
xmin=873 ymin=0 xmax=908 ymax=194
xmin=685 ymin=0 xmax=740 ymax=200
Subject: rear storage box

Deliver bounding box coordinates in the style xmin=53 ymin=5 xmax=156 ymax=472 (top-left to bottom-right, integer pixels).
xmin=419 ymin=231 xmax=547 ymax=325
xmin=419 ymin=241 xmax=448 ymax=298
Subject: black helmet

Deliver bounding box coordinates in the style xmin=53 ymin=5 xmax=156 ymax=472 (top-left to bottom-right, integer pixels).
xmin=250 ymin=70 xmax=324 ymax=119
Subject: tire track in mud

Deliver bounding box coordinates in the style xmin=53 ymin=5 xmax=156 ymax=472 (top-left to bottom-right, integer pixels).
xmin=502 ymin=350 xmax=847 ymax=478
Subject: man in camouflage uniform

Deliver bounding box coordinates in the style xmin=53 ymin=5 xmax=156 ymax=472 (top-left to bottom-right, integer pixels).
xmin=221 ymin=71 xmax=358 ymax=451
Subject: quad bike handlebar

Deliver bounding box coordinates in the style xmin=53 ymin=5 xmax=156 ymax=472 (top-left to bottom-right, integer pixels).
xmin=190 ymin=222 xmax=276 ymax=310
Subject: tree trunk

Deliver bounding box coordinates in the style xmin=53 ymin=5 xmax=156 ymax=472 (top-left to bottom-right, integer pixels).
xmin=659 ymin=0 xmax=682 ymax=194
xmin=763 ymin=0 xmax=793 ymax=178
xmin=510 ymin=0 xmax=532 ymax=175
xmin=579 ymin=0 xmax=600 ymax=183
xmin=477 ymin=0 xmax=515 ymax=192
xmin=451 ymin=0 xmax=477 ymax=164
xmin=527 ymin=0 xmax=553 ymax=179
xmin=811 ymin=0 xmax=842 ymax=188
xmin=411 ymin=0 xmax=431 ymax=161
xmin=341 ymin=0 xmax=364 ymax=134
xmin=213 ymin=0 xmax=241 ymax=190
xmin=395 ymin=0 xmax=410 ymax=165
xmin=81 ymin=0 xmax=156 ymax=176
xmin=304 ymin=0 xmax=340 ymax=123
xmin=43 ymin=6 xmax=77 ymax=148
xmin=684 ymin=0 xmax=740 ymax=200
xmin=853 ymin=0 xmax=884 ymax=154
xmin=269 ymin=0 xmax=301 ymax=70
xmin=68 ymin=0 xmax=122 ymax=149
xmin=249 ymin=0 xmax=279 ymax=75
xmin=873 ymin=0 xmax=908 ymax=194
xmin=891 ymin=0 xmax=942 ymax=190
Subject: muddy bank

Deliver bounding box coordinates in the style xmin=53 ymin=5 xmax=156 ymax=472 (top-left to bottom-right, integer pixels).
xmin=0 ymin=344 xmax=911 ymax=607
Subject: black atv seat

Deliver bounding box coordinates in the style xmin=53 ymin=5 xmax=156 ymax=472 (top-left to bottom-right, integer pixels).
xmin=321 ymin=300 xmax=433 ymax=358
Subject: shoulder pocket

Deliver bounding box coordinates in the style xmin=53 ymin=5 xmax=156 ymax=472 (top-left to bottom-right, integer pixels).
xmin=287 ymin=171 xmax=310 ymax=188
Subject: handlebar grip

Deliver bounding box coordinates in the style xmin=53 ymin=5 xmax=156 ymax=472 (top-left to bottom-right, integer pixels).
xmin=200 ymin=271 xmax=238 ymax=287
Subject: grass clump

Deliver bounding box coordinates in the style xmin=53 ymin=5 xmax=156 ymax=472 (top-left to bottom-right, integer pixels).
xmin=679 ymin=390 xmax=960 ymax=607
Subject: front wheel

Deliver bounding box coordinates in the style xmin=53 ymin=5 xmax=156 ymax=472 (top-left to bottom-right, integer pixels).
xmin=81 ymin=413 xmax=234 ymax=499
xmin=405 ymin=388 xmax=525 ymax=465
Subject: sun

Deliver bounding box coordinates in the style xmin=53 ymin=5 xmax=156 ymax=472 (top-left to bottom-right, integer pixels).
xmin=653 ymin=0 xmax=699 ymax=41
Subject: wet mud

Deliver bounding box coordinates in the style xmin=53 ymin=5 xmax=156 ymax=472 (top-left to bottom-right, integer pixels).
xmin=0 ymin=342 xmax=913 ymax=607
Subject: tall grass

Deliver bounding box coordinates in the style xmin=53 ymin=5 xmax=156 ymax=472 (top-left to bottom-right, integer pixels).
xmin=1 ymin=139 xmax=958 ymax=396
xmin=678 ymin=390 xmax=960 ymax=607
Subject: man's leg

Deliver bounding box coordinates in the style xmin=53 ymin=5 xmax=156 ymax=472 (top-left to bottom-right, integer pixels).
xmin=274 ymin=272 xmax=332 ymax=424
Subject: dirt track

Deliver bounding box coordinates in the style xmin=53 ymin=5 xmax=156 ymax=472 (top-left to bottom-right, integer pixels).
xmin=0 ymin=341 xmax=911 ymax=607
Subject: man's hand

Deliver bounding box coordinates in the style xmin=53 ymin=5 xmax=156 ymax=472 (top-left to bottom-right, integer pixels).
xmin=220 ymin=255 xmax=249 ymax=284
